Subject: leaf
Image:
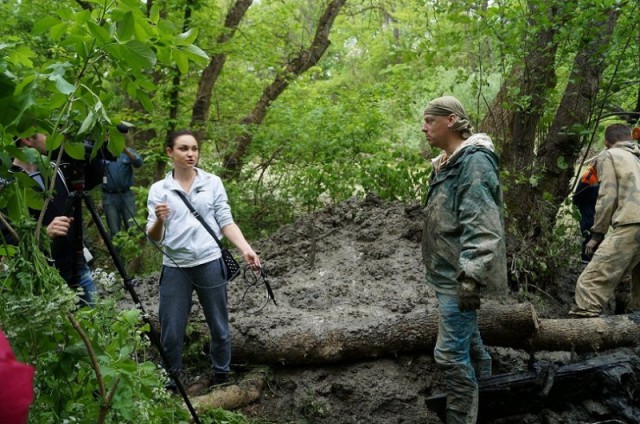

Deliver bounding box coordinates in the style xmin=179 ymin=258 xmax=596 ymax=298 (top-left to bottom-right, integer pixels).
xmin=107 ymin=129 xmax=125 ymax=157
xmin=73 ymin=9 xmax=91 ymax=26
xmin=32 ymin=17 xmax=60 ymax=35
xmin=87 ymin=21 xmax=112 ymax=46
xmin=46 ymin=63 xmax=75 ymax=95
xmin=0 ymin=73 xmax=16 ymax=99
xmin=117 ymin=11 xmax=135 ymax=41
xmin=53 ymin=76 xmax=75 ymax=95
xmin=181 ymin=44 xmax=210 ymax=62
xmin=175 ymin=28 xmax=198 ymax=46
xmin=50 ymin=22 xmax=68 ymax=41
xmin=174 ymin=49 xmax=188 ymax=75
xmin=155 ymin=46 xmax=172 ymax=64
xmin=0 ymin=245 xmax=16 ymax=257
xmin=136 ymin=90 xmax=153 ymax=111
xmin=120 ymin=40 xmax=156 ymax=71
xmin=132 ymin=19 xmax=151 ymax=42
xmin=24 ymin=185 xmax=44 ymax=211
xmin=556 ymin=156 xmax=568 ymax=170
xmin=45 ymin=133 xmax=64 ymax=153
xmin=63 ymin=141 xmax=86 ymax=160
xmin=149 ymin=3 xmax=160 ymax=24
xmin=77 ymin=111 xmax=95 ymax=135
xmin=7 ymin=46 xmax=36 ymax=68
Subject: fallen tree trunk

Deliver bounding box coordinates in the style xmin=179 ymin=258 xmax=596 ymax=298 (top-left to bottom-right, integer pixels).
xmin=231 ymin=302 xmax=538 ymax=365
xmin=231 ymin=305 xmax=640 ymax=365
xmin=531 ymin=313 xmax=640 ymax=351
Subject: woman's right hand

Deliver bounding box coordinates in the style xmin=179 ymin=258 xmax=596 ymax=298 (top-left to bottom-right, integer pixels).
xmin=155 ymin=203 xmax=170 ymax=222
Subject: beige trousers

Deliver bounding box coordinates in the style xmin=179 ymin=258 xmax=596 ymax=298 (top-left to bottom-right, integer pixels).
xmin=574 ymin=224 xmax=640 ymax=314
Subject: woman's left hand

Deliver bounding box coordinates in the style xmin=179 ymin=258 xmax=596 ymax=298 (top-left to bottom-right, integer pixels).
xmin=243 ymin=249 xmax=261 ymax=270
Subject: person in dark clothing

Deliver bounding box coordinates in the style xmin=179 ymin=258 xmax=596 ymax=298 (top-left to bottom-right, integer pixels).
xmin=12 ymin=133 xmax=97 ymax=306
xmin=421 ymin=96 xmax=508 ymax=424
xmin=573 ymin=164 xmax=599 ymax=263
xmin=102 ymin=124 xmax=143 ymax=238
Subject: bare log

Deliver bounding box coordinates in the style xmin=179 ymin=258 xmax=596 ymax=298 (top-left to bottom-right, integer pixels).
xmin=531 ymin=313 xmax=640 ymax=351
xmin=192 ymin=368 xmax=268 ymax=411
xmin=231 ymin=304 xmax=640 ymax=365
xmin=231 ymin=302 xmax=538 ymax=365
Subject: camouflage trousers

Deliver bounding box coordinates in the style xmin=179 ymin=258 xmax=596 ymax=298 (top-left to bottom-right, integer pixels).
xmin=574 ymin=224 xmax=640 ymax=315
xmin=434 ymin=293 xmax=492 ymax=424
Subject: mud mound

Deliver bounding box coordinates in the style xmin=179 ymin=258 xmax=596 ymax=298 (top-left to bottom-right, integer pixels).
xmin=117 ymin=195 xmax=640 ymax=423
xmin=236 ymin=194 xmax=430 ymax=314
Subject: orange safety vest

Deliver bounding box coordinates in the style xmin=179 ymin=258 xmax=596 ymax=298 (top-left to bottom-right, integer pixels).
xmin=580 ymin=165 xmax=598 ymax=186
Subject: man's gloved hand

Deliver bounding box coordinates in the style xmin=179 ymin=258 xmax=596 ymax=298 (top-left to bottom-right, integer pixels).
xmin=457 ymin=278 xmax=481 ymax=311
xmin=585 ymin=239 xmax=600 ymax=257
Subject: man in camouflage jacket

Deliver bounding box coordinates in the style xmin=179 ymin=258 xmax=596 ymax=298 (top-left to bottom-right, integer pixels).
xmin=571 ymin=123 xmax=640 ymax=317
xmin=421 ymin=96 xmax=508 ymax=424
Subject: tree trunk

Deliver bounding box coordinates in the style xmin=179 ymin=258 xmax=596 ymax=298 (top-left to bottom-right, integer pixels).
xmin=500 ymin=2 xmax=561 ymax=174
xmin=231 ymin=302 xmax=538 ymax=365
xmin=535 ymin=8 xmax=620 ymax=207
xmin=483 ymin=4 xmax=620 ymax=289
xmin=478 ymin=66 xmax=519 ymax=151
xmin=190 ymin=0 xmax=253 ymax=142
xmin=165 ymin=0 xmax=194 ymax=138
xmin=230 ymin=306 xmax=640 ymax=365
xmin=531 ymin=313 xmax=640 ymax=351
xmin=497 ymin=2 xmax=568 ymax=247
xmin=221 ymin=0 xmax=347 ymax=179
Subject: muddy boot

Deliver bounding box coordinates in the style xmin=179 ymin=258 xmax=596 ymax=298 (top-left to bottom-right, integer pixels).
xmin=445 ymin=395 xmax=479 ymax=424
xmin=444 ymin=366 xmax=479 ymax=424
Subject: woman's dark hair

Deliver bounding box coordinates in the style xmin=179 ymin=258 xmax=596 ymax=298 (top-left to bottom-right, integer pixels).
xmin=166 ymin=129 xmax=196 ymax=148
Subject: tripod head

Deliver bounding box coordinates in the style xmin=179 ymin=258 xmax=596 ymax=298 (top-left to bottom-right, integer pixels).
xmin=55 ymin=138 xmax=116 ymax=193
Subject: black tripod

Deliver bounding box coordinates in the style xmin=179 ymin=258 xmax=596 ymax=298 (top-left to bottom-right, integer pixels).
xmin=63 ymin=179 xmax=202 ymax=424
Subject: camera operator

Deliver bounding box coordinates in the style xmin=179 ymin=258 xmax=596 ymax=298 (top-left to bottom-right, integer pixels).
xmin=101 ymin=123 xmax=143 ymax=238
xmin=12 ymin=133 xmax=97 ymax=307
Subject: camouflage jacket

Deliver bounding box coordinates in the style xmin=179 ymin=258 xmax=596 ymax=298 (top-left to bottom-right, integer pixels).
xmin=422 ymin=140 xmax=508 ymax=296
xmin=592 ymin=141 xmax=640 ymax=242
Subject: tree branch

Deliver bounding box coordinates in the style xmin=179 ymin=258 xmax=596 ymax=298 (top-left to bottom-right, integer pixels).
xmin=222 ymin=0 xmax=347 ymax=178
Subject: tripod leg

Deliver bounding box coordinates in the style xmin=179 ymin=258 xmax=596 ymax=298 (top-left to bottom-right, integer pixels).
xmin=80 ymin=193 xmax=202 ymax=424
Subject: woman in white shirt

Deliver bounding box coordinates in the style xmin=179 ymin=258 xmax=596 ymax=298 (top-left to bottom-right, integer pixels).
xmin=147 ymin=129 xmax=260 ymax=389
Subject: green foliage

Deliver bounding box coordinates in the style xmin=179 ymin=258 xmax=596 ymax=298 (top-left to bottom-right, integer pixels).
xmin=198 ymin=408 xmax=252 ymax=424
xmin=503 ymin=176 xmax=579 ymax=293
xmin=2 ymin=0 xmax=639 ymax=420
xmin=1 ymin=220 xmax=190 ymax=424
xmin=0 ymin=1 xmax=208 ymax=422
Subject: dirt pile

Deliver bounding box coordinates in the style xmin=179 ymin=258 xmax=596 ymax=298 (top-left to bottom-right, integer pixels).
xmin=121 ymin=195 xmax=640 ymax=423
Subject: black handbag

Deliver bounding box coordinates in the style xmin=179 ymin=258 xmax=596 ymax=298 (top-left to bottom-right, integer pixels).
xmin=174 ymin=190 xmax=241 ymax=281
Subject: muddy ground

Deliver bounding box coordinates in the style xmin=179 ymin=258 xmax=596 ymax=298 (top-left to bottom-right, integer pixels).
xmin=114 ymin=195 xmax=640 ymax=423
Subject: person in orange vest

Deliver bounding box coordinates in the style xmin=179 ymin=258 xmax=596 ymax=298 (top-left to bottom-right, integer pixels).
xmin=572 ymin=164 xmax=599 ymax=263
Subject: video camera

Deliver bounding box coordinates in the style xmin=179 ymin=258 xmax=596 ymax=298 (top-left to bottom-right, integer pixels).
xmin=55 ymin=124 xmax=129 ymax=191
